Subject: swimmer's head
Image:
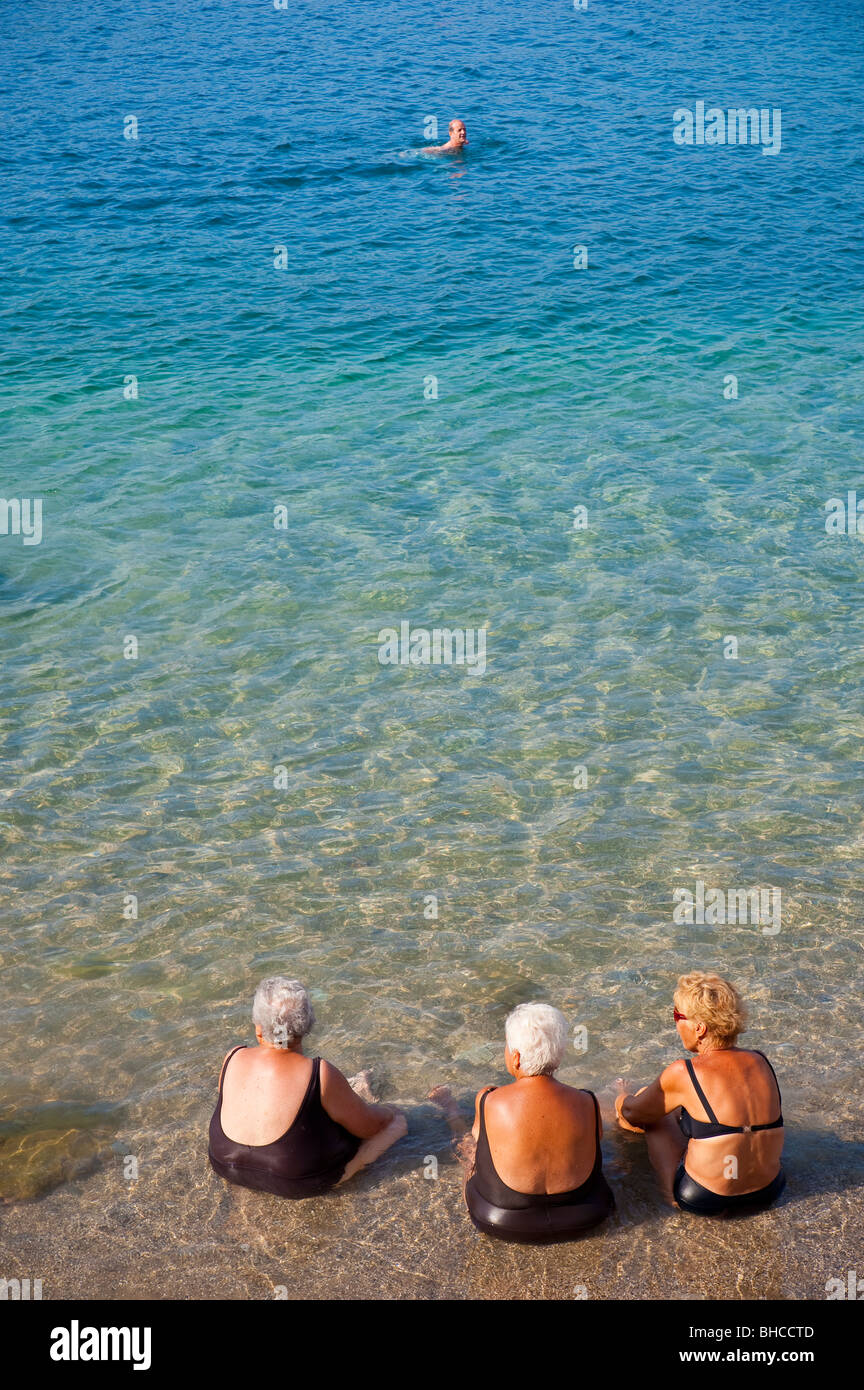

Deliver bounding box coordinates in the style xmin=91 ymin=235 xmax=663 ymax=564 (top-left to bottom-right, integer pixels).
xmin=448 ymin=119 xmax=467 ymax=147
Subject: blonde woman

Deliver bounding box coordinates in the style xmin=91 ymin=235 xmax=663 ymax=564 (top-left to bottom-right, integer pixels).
xmin=616 ymin=972 xmax=785 ymax=1216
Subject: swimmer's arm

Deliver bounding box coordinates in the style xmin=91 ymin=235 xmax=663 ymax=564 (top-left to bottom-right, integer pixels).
xmin=319 ymin=1060 xmax=393 ymax=1139
xmin=619 ymin=1062 xmax=685 ymax=1129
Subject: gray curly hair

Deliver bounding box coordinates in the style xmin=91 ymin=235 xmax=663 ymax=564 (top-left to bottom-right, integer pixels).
xmin=252 ymin=976 xmax=315 ymax=1048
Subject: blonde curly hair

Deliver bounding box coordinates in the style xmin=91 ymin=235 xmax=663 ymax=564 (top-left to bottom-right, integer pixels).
xmin=674 ymin=971 xmax=747 ymax=1047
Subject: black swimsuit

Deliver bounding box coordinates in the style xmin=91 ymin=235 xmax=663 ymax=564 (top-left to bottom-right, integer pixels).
xmin=674 ymin=1050 xmax=786 ymax=1216
xmin=465 ymin=1087 xmax=614 ymax=1244
xmin=208 ymin=1046 xmax=360 ymax=1199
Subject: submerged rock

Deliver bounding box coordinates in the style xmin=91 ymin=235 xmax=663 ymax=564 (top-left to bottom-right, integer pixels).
xmin=0 ymin=1100 xmax=122 ymax=1202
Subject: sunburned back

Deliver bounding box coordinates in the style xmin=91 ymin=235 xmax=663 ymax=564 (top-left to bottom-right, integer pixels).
xmin=483 ymin=1078 xmax=597 ymax=1195
xmin=681 ymin=1049 xmax=784 ymax=1195
xmin=220 ymin=1048 xmax=314 ymax=1146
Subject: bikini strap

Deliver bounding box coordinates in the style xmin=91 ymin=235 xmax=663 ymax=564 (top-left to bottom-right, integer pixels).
xmin=479 ymin=1086 xmax=497 ymax=1119
xmin=685 ymin=1058 xmax=720 ymax=1125
xmin=218 ymin=1044 xmax=247 ymax=1096
xmin=751 ymin=1050 xmax=783 ymax=1107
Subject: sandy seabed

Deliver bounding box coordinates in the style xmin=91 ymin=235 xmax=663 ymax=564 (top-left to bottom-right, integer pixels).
xmin=1 ymin=1095 xmax=860 ymax=1302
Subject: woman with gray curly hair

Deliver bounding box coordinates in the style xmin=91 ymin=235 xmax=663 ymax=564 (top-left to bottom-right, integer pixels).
xmin=208 ymin=976 xmax=406 ymax=1198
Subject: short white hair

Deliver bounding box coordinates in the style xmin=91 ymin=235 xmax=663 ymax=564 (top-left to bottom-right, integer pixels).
xmin=252 ymin=976 xmax=314 ymax=1048
xmin=504 ymin=1002 xmax=568 ymax=1076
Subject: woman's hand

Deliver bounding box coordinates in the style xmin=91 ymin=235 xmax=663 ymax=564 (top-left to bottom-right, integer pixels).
xmin=615 ymin=1079 xmax=647 ymax=1134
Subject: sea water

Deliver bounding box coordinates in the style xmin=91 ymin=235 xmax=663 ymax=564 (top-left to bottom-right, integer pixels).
xmin=1 ymin=0 xmax=862 ymax=1298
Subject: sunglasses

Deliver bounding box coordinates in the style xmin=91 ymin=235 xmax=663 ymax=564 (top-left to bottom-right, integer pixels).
xmin=673 ymin=1007 xmax=689 ymax=1023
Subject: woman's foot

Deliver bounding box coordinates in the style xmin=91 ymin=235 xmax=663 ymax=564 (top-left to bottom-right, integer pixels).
xmin=347 ymin=1069 xmax=377 ymax=1103
xmin=428 ymin=1084 xmax=465 ymax=1138
xmin=455 ymin=1132 xmax=477 ymax=1171
xmin=428 ymin=1084 xmax=459 ymax=1118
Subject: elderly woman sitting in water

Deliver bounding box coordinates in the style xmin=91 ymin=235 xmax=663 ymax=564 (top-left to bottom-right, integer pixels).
xmin=208 ymin=976 xmax=406 ymax=1198
xmin=615 ymin=971 xmax=785 ymax=1216
xmin=433 ymin=1002 xmax=614 ymax=1243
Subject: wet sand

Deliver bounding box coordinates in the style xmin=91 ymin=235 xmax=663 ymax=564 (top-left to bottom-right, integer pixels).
xmin=2 ymin=1073 xmax=860 ymax=1301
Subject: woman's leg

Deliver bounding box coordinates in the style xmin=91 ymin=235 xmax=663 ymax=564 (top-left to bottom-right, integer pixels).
xmin=644 ymin=1110 xmax=687 ymax=1206
xmin=335 ymin=1071 xmax=407 ymax=1185
xmin=428 ymin=1086 xmax=477 ymax=1197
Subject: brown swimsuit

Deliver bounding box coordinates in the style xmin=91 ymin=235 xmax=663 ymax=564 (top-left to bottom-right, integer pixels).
xmin=208 ymin=1046 xmax=360 ymax=1199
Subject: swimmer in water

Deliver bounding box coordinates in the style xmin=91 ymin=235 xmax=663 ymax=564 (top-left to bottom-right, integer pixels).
xmin=425 ymin=118 xmax=468 ymax=154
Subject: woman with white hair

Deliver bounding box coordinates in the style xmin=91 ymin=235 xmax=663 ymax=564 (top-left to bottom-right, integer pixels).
xmin=461 ymin=1001 xmax=614 ymax=1242
xmin=208 ymin=976 xmax=406 ymax=1198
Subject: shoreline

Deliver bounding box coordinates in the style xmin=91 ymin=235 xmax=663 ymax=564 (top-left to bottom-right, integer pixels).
xmin=2 ymin=1094 xmax=859 ymax=1302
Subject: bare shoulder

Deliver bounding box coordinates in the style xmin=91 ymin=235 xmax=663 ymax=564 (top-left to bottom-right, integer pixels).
xmin=472 ymin=1084 xmax=498 ymax=1117
xmin=319 ymin=1057 xmax=350 ymax=1095
xmin=744 ymin=1048 xmax=779 ymax=1085
xmin=580 ymin=1083 xmax=600 ymax=1113
xmin=747 ymin=1047 xmax=775 ymax=1068
xmin=659 ymin=1057 xmax=689 ymax=1097
xmin=566 ymin=1084 xmax=599 ymax=1128
xmin=555 ymin=1080 xmax=594 ymax=1109
xmin=218 ymin=1045 xmax=244 ymax=1087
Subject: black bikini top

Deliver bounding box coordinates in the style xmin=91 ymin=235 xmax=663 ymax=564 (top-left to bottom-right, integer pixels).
xmin=679 ymin=1049 xmax=784 ymax=1141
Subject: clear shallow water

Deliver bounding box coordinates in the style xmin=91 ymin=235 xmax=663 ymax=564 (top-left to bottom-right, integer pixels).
xmin=1 ymin=0 xmax=862 ymax=1297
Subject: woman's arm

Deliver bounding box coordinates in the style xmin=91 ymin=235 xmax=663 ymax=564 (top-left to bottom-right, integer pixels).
xmin=320 ymin=1060 xmax=396 ymax=1139
xmin=617 ymin=1062 xmax=685 ymax=1131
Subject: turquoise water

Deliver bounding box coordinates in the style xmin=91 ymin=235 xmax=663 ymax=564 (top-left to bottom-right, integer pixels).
xmin=1 ymin=0 xmax=863 ymax=1297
